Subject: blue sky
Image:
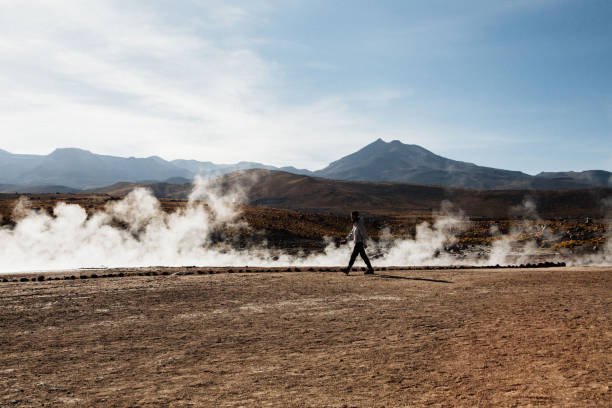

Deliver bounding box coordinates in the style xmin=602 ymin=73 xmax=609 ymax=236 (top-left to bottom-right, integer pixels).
xmin=0 ymin=0 xmax=610 ymax=173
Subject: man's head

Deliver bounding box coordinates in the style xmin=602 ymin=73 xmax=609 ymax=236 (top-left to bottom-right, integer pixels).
xmin=351 ymin=211 xmax=359 ymax=222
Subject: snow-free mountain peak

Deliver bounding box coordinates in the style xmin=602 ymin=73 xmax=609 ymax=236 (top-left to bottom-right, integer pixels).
xmin=0 ymin=140 xmax=610 ymax=190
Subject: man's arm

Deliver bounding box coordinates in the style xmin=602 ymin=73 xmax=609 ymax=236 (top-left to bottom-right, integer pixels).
xmin=346 ymin=227 xmax=354 ymax=241
xmin=342 ymin=225 xmax=355 ymax=244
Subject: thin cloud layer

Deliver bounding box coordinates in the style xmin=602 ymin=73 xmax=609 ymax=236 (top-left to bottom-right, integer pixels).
xmin=0 ymin=1 xmax=394 ymax=169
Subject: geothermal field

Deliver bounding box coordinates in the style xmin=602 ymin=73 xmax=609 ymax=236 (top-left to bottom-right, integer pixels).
xmin=0 ymin=184 xmax=611 ymax=407
xmin=0 ymin=180 xmax=611 ymax=272
xmin=2 ymin=1 xmax=611 ymax=406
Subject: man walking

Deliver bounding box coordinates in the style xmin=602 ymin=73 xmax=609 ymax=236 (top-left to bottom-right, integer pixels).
xmin=343 ymin=211 xmax=374 ymax=275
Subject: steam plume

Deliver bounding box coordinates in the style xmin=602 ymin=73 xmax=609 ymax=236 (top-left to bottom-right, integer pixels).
xmin=0 ymin=179 xmax=610 ymax=273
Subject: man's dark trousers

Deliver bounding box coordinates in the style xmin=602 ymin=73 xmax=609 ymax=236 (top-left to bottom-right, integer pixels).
xmin=348 ymin=242 xmax=373 ymax=271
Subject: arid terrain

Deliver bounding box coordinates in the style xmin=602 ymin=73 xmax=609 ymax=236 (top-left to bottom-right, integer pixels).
xmin=0 ymin=266 xmax=610 ymax=407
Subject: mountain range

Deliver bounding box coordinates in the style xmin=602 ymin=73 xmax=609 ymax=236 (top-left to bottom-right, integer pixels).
xmin=56 ymin=169 xmax=610 ymax=219
xmin=0 ymin=139 xmax=610 ymax=191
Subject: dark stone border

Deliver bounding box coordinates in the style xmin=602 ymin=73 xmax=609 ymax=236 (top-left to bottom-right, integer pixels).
xmin=0 ymin=262 xmax=567 ymax=284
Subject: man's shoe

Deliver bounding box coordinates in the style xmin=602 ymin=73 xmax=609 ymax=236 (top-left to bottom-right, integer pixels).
xmin=364 ymin=269 xmax=375 ymax=275
xmin=343 ymin=268 xmax=350 ymax=275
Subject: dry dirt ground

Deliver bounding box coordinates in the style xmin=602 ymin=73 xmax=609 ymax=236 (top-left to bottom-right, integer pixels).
xmin=1 ymin=267 xmax=610 ymax=407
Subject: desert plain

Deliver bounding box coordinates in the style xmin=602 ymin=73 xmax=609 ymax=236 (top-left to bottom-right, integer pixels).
xmin=1 ymin=266 xmax=610 ymax=407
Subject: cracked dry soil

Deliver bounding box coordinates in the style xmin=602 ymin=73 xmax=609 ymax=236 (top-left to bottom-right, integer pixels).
xmin=1 ymin=267 xmax=610 ymax=407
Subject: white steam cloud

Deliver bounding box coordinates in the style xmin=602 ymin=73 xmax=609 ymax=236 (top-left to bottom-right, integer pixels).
xmin=487 ymin=198 xmax=557 ymax=266
xmin=0 ymin=178 xmax=249 ymax=272
xmin=0 ymin=180 xmax=610 ymax=273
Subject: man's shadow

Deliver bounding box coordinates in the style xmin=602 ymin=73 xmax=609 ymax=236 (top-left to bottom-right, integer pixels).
xmin=375 ymin=274 xmax=453 ymax=284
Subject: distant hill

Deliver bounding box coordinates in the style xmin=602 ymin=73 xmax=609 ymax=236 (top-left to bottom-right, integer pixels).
xmin=87 ymin=181 xmax=190 ymax=199
xmin=89 ymin=169 xmax=612 ymax=218
xmin=0 ymin=148 xmax=313 ymax=190
xmin=0 ymin=148 xmax=192 ymax=189
xmin=314 ymin=139 xmax=611 ymax=190
xmin=171 ymin=159 xmax=271 ymax=176
xmin=170 ymin=159 xmax=314 ymax=178
xmin=0 ymin=149 xmax=43 ymax=181
xmin=221 ymin=169 xmax=612 ymax=218
xmin=0 ymin=184 xmax=80 ymax=194
xmin=1 ymin=140 xmax=609 ymax=191
xmin=315 ymin=139 xmax=522 ymax=187
xmin=163 ymin=176 xmax=193 ymax=185
xmin=534 ymin=170 xmax=612 ymax=188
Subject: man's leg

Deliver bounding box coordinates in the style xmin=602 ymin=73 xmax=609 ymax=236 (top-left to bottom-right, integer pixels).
xmin=359 ymin=244 xmax=374 ymax=273
xmin=345 ymin=244 xmax=360 ymax=274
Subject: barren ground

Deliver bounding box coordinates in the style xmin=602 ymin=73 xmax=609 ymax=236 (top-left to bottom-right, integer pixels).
xmin=1 ymin=267 xmax=610 ymax=407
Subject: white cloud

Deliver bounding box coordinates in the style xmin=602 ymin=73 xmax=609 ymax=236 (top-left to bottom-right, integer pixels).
xmin=0 ymin=0 xmax=395 ymax=169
